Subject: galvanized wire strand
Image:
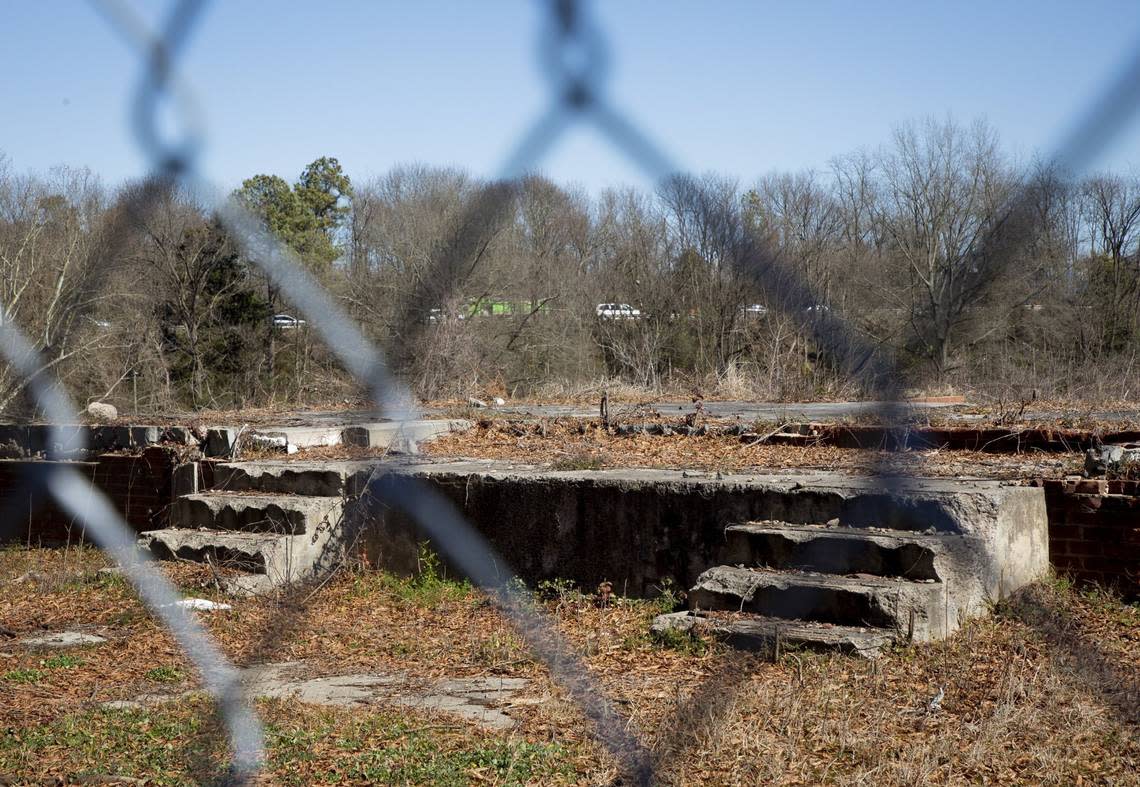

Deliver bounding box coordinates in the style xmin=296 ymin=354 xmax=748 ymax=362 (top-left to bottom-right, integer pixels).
xmin=0 ymin=321 xmax=265 ymax=780
xmin=91 ymin=0 xmax=209 ymax=175
xmin=88 ymin=0 xmax=655 ymax=779
xmin=20 ymin=0 xmax=1140 ymax=781
xmin=502 ymin=0 xmax=679 ymax=181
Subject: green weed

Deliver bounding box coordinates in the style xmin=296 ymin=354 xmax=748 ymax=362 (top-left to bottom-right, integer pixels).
xmin=4 ymin=668 xmax=45 ymax=684
xmin=42 ymin=654 xmax=83 ymax=670
xmin=145 ymin=666 xmax=185 ymax=684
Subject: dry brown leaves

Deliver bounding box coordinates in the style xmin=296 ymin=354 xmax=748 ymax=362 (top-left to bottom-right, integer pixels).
xmin=423 ymin=418 xmax=1084 ymax=480
xmin=2 ymin=547 xmax=1137 ymax=785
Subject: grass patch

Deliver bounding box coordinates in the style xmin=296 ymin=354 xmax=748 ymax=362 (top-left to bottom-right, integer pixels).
xmin=1 ymin=701 xmax=228 ymax=784
xmin=267 ymin=707 xmax=575 ymax=786
xmin=648 ymin=624 xmax=709 ymax=656
xmin=0 ymin=700 xmax=581 ymax=785
xmin=4 ymin=668 xmax=45 ymax=684
xmin=146 ymin=666 xmax=185 ymax=684
xmin=361 ymin=542 xmax=474 ymax=607
xmin=42 ymin=654 xmax=84 ymax=670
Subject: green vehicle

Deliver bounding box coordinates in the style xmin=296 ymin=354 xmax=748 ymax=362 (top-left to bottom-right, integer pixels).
xmin=467 ymin=298 xmax=551 ymax=317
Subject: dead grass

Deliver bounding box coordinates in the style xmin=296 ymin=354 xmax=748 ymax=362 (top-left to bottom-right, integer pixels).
xmin=423 ymin=418 xmax=1085 ymax=479
xmin=1 ymin=546 xmax=1137 ymax=785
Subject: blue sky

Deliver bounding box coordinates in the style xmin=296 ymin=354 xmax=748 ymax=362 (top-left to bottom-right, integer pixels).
xmin=5 ymin=1 xmax=1140 ymax=193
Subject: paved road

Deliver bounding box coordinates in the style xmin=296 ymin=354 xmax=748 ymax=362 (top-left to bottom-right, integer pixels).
xmin=288 ymin=399 xmax=967 ymax=425
xmin=281 ymin=400 xmax=1139 ymax=427
xmin=488 ymin=400 xmax=967 ymax=421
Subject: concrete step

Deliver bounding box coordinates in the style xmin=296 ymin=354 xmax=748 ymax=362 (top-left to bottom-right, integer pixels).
xmin=340 ymin=420 xmax=471 ymax=452
xmin=140 ymin=528 xmax=285 ymax=574
xmin=723 ymin=521 xmax=945 ymax=580
xmin=139 ymin=525 xmax=339 ymax=586
xmin=689 ymin=565 xmax=947 ymax=641
xmin=203 ymin=419 xmax=470 ymax=457
xmin=211 ymin=461 xmax=374 ymax=497
xmin=170 ymin=493 xmax=343 ymax=535
xmin=651 ymin=610 xmax=895 ymax=658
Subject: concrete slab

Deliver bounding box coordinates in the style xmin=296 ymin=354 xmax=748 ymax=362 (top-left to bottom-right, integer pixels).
xmin=139 ymin=522 xmax=340 ymax=584
xmin=19 ymin=631 xmax=107 ymax=649
xmin=238 ymin=419 xmax=471 ymax=455
xmin=247 ymin=425 xmax=343 ymax=451
xmin=651 ymin=611 xmax=894 ymax=658
xmin=242 ymin=662 xmax=530 ymax=731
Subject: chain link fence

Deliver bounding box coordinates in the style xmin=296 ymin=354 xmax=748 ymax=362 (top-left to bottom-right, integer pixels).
xmin=3 ymin=0 xmax=1140 ymax=782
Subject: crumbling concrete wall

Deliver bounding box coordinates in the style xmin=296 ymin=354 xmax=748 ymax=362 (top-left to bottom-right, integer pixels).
xmin=354 ymin=466 xmax=1048 ymax=603
xmin=0 ymin=447 xmax=176 ymax=544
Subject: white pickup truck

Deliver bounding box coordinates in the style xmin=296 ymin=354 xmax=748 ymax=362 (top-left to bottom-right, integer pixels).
xmin=595 ymin=303 xmax=642 ymax=319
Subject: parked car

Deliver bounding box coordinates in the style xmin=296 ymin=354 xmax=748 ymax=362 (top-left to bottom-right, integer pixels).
xmin=272 ymin=313 xmax=306 ymax=329
xmin=739 ymin=304 xmax=769 ymax=317
xmin=596 ymin=303 xmax=642 ymax=319
xmin=427 ymin=307 xmax=466 ymax=323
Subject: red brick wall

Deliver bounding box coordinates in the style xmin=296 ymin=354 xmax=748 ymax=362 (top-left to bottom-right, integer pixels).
xmin=771 ymin=424 xmax=1140 ymax=452
xmin=0 ymin=447 xmax=176 ymax=545
xmin=1033 ymin=478 xmax=1140 ymax=598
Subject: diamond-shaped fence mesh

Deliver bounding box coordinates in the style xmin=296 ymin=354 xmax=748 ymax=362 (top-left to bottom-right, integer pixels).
xmin=3 ymin=0 xmax=1140 ymax=782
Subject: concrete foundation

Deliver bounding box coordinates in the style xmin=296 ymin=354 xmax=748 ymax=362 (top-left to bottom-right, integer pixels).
xmin=123 ymin=455 xmax=1053 ymax=647
xmin=0 ymin=418 xmax=470 ymax=459
xmin=207 ymin=460 xmax=1048 ymax=637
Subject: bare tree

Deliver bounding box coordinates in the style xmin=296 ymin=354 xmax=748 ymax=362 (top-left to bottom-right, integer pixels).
xmin=0 ymin=158 xmax=114 ymax=414
xmin=746 ymin=170 xmax=842 ymax=302
xmin=123 ymin=184 xmax=245 ymax=406
xmin=1080 ymin=173 xmax=1140 ymax=351
xmin=874 ymin=117 xmax=1016 ymax=375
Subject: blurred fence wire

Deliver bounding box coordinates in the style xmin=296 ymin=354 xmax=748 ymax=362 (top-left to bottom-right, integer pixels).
xmin=3 ymin=0 xmax=1140 ymax=781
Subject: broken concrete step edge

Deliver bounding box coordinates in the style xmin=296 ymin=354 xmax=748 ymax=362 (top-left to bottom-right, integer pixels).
xmin=170 ymin=494 xmax=343 ymax=535
xmin=210 ymin=460 xmax=430 ymax=496
xmin=695 ymin=564 xmax=943 ymax=593
xmin=138 ymin=528 xmax=294 ymax=574
xmin=720 ymin=523 xmax=950 ymax=581
xmin=688 ymin=564 xmax=946 ymax=637
xmin=210 ymin=463 xmax=358 ymax=497
xmin=233 ymin=419 xmax=472 ymax=453
xmin=726 ymin=522 xmax=955 ymax=547
xmin=652 ymin=611 xmax=895 ymax=657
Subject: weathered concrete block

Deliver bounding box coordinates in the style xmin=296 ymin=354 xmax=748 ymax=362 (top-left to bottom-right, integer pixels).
xmin=91 ymin=425 xmax=131 ymax=452
xmin=204 ymin=428 xmax=239 ymax=457
xmin=1085 ymin=444 xmax=1140 ymax=477
xmin=172 ymin=462 xmax=199 ymax=497
xmin=340 ymin=419 xmax=470 ymax=453
xmin=140 ymin=509 xmax=343 ymax=585
xmin=689 ymin=565 xmax=947 ymax=641
xmin=161 ymin=426 xmax=193 ymax=445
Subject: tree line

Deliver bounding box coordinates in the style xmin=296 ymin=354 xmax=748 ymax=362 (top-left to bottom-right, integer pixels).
xmin=1 ymin=115 xmax=1138 ymax=415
